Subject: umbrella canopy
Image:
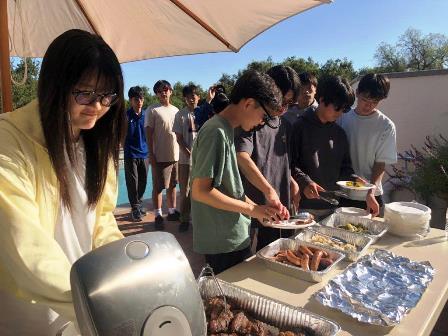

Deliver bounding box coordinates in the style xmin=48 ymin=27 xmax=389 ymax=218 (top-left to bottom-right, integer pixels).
xmin=1 ymin=0 xmax=331 ymax=111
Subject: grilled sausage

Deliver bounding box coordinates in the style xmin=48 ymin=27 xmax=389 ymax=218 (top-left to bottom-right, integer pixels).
xmin=310 ymin=250 xmax=323 ymax=271
xmin=298 ymin=245 xmax=313 ymax=257
xmin=309 ymin=246 xmax=329 ymax=258
xmin=319 ymin=257 xmax=334 ymax=269
xmin=301 ymin=253 xmax=310 ymax=271
xmin=286 ymin=250 xmax=302 ymax=267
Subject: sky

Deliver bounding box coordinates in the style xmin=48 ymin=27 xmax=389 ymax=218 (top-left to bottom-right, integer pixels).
xmin=121 ymin=0 xmax=448 ymax=94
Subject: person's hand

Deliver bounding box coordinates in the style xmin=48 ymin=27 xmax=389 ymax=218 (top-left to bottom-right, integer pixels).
xmin=303 ymin=182 xmax=325 ymax=199
xmin=366 ymin=192 xmax=379 ymax=217
xmin=290 ymin=180 xmax=301 ymax=210
xmin=264 ymin=188 xmax=289 ymax=220
xmin=352 ymin=173 xmax=369 ymax=185
xmin=249 ymin=204 xmax=283 ymax=225
xmin=206 ymin=86 xmax=216 ymax=103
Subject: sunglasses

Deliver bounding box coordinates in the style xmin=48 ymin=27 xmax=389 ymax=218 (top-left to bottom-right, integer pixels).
xmin=72 ymin=90 xmax=118 ymax=107
xmin=258 ymin=100 xmax=280 ymax=129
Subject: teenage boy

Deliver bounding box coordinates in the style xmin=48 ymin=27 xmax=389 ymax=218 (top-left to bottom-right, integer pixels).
xmin=124 ymin=86 xmax=149 ymax=222
xmin=145 ymin=80 xmax=180 ymax=230
xmin=235 ymin=65 xmax=300 ymax=251
xmin=191 ymin=70 xmax=286 ymax=274
xmin=172 ymin=84 xmax=200 ymax=232
xmin=290 ymin=75 xmax=355 ymax=219
xmin=338 ymin=73 xmax=396 ymax=216
xmin=283 ymin=72 xmax=318 ymax=127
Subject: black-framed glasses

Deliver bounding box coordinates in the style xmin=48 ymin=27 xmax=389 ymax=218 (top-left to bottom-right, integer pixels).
xmin=72 ymin=90 xmax=118 ymax=107
xmin=258 ymin=100 xmax=280 ymax=129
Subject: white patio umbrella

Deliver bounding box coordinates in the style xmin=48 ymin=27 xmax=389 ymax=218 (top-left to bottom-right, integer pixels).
xmin=0 ymin=0 xmax=331 ymax=112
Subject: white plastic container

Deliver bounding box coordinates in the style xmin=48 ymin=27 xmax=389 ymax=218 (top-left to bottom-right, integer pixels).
xmin=335 ymin=207 xmax=371 ymax=219
xmin=384 ymin=202 xmax=431 ymax=238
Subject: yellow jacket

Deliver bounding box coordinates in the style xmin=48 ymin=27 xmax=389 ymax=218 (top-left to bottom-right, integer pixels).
xmin=0 ymin=100 xmax=124 ymax=321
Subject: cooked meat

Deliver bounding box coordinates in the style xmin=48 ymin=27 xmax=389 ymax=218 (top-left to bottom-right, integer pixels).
xmin=248 ymin=319 xmax=270 ymax=336
xmin=278 ymin=332 xmax=296 ymax=336
xmin=229 ymin=311 xmax=251 ymax=333
xmin=206 ymin=297 xmax=231 ymax=320
xmin=208 ymin=309 xmax=234 ymax=333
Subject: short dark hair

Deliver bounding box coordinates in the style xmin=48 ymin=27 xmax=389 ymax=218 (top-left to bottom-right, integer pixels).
xmin=299 ymin=72 xmax=318 ymax=87
xmin=182 ymin=84 xmax=199 ymax=97
xmin=230 ymin=70 xmax=282 ymax=113
xmin=128 ymin=86 xmax=144 ymax=99
xmin=357 ymin=73 xmax=390 ymax=100
xmin=153 ymin=80 xmax=172 ymax=94
xmin=266 ymin=65 xmax=301 ymax=101
xmin=211 ymin=92 xmax=230 ymax=114
xmin=316 ymin=75 xmax=355 ymax=112
xmin=38 ymin=29 xmax=125 ymax=209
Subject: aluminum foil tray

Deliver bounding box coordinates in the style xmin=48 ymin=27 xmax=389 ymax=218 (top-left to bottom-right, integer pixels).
xmin=256 ymin=238 xmax=345 ymax=283
xmin=198 ymin=276 xmax=340 ymax=336
xmin=315 ymin=249 xmax=435 ymax=326
xmin=295 ymin=226 xmax=374 ymax=261
xmin=320 ymin=213 xmax=389 ymax=242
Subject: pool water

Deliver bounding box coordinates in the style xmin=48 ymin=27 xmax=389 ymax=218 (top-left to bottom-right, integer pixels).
xmin=117 ymin=167 xmax=153 ymax=205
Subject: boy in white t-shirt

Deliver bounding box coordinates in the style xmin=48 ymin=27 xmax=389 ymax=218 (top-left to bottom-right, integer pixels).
xmin=145 ymin=80 xmax=180 ymax=230
xmin=338 ymin=73 xmax=397 ymax=216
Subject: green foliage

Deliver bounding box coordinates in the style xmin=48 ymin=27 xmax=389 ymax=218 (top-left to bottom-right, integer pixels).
xmin=319 ymin=58 xmax=356 ymax=80
xmin=217 ymin=56 xmax=357 ymax=93
xmin=375 ymin=28 xmax=448 ymax=72
xmin=11 ymin=58 xmax=40 ymax=110
xmin=391 ymin=135 xmax=448 ymax=202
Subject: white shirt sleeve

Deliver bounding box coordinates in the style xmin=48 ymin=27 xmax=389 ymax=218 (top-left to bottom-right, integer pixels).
xmin=375 ymin=121 xmax=397 ymax=164
xmin=144 ymin=107 xmax=154 ymax=128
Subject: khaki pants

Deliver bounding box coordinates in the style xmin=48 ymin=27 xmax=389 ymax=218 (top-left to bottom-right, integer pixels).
xmin=178 ymin=164 xmax=191 ymax=222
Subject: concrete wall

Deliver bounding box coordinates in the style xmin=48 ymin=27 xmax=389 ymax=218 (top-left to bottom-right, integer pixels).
xmin=353 ymin=70 xmax=448 ymax=154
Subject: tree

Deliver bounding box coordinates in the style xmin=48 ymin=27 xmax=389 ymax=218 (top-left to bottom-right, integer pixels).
xmin=7 ymin=58 xmax=40 ymax=112
xmin=283 ymin=56 xmax=320 ymax=76
xmin=319 ymin=58 xmax=357 ymax=80
xmin=375 ymin=28 xmax=448 ymax=72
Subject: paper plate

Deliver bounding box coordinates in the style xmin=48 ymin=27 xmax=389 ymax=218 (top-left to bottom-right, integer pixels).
xmin=265 ymin=219 xmax=316 ymax=230
xmin=336 ymin=181 xmax=375 ymax=191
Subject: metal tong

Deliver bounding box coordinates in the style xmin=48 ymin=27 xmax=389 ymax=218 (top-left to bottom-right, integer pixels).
xmin=318 ymin=193 xmax=339 ymax=206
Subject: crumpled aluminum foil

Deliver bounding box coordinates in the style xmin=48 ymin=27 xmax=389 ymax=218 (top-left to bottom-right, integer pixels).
xmin=314 ymin=249 xmax=435 ymax=326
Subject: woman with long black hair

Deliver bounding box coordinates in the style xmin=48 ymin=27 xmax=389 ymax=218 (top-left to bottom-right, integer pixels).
xmin=0 ymin=29 xmax=126 ymax=335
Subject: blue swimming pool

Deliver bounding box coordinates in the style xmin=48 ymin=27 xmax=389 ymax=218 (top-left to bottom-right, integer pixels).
xmin=117 ymin=166 xmax=153 ymax=205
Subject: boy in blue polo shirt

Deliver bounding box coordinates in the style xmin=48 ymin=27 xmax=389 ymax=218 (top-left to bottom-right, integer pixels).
xmin=124 ymin=86 xmax=149 ymax=221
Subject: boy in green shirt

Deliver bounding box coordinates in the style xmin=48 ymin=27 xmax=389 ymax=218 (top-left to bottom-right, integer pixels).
xmin=191 ymin=70 xmax=286 ymax=274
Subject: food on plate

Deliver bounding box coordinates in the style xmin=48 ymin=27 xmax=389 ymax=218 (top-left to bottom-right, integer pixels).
xmin=269 ymin=246 xmax=333 ymax=272
xmin=205 ymin=296 xmax=315 ymax=336
xmin=338 ymin=222 xmax=369 ymax=233
xmin=293 ymin=212 xmax=315 ymax=225
xmin=311 ymin=233 xmax=357 ymax=252
xmin=345 ymin=181 xmax=365 ymax=188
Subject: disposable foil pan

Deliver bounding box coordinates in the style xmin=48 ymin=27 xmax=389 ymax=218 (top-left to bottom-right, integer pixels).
xmin=315 ymin=249 xmax=435 ymax=326
xmin=256 ymin=238 xmax=345 ymax=283
xmin=320 ymin=213 xmax=389 ymax=242
xmin=198 ymin=275 xmax=340 ymax=336
xmin=295 ymin=226 xmax=374 ymax=261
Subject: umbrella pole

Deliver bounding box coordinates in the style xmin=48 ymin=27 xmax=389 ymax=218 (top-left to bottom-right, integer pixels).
xmin=0 ymin=0 xmax=13 ymax=113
